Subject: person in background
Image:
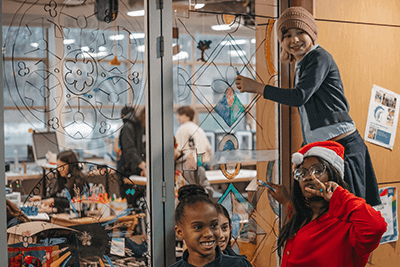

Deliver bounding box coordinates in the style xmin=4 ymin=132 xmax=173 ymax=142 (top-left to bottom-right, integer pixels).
xmin=235 ymin=6 xmax=380 ymax=206
xmin=267 ymin=141 xmax=386 ymax=267
xmin=117 ymin=106 xmax=146 ymax=206
xmin=170 ymin=184 xmax=252 ymax=267
xmin=6 ymin=199 xmax=30 ymax=228
xmin=117 ymin=106 xmax=146 ymax=177
xmin=174 ymin=137 xmax=214 ymax=199
xmin=30 ymin=150 xmax=88 ymax=213
xmin=175 ymin=106 xmax=212 ymax=165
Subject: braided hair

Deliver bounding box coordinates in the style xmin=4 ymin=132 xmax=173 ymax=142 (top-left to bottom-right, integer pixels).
xmin=175 ymin=184 xmax=216 ymax=225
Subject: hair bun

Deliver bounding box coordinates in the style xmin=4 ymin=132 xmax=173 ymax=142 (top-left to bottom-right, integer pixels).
xmin=177 ymin=184 xmax=208 ymax=201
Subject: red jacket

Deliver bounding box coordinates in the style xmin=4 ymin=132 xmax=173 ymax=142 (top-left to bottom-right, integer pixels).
xmin=281 ymin=186 xmax=387 ymax=267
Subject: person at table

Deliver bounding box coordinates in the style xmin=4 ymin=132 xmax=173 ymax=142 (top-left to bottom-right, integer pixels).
xmin=265 ymin=141 xmax=386 ymax=267
xmin=30 ymin=150 xmax=88 ymax=213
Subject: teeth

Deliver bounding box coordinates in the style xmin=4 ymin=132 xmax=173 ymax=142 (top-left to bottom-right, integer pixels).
xmin=201 ymin=241 xmax=214 ymax=246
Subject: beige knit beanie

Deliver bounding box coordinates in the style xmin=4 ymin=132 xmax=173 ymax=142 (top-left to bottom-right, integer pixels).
xmin=276 ymin=7 xmax=318 ymax=43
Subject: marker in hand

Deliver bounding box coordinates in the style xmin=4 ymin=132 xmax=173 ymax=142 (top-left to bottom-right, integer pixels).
xmin=235 ymin=67 xmax=240 ymax=75
xmin=258 ymin=179 xmax=276 ymax=192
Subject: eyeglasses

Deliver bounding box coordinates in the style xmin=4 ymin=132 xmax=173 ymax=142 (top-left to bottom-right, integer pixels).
xmin=293 ymin=163 xmax=326 ymax=181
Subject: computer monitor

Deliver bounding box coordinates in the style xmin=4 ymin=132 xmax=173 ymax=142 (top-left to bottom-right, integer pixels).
xmin=32 ymin=131 xmax=60 ymax=165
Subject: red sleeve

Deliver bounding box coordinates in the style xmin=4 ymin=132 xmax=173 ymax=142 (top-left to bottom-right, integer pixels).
xmin=329 ymin=186 xmax=387 ymax=256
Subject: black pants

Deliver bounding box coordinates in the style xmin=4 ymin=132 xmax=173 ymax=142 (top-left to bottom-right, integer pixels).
xmin=337 ymin=129 xmax=381 ymax=206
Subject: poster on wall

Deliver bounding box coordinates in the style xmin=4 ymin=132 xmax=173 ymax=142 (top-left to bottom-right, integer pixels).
xmin=374 ymin=186 xmax=398 ymax=244
xmin=364 ymin=85 xmax=399 ymax=149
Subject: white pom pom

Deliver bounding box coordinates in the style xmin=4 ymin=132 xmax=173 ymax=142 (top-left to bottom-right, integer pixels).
xmin=292 ymin=152 xmax=304 ymax=165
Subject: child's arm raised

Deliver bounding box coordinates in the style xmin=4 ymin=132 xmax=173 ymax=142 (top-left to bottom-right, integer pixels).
xmin=235 ymin=75 xmax=265 ymax=95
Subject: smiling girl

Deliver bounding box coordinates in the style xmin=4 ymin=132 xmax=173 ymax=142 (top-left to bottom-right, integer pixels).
xmin=170 ymin=185 xmax=252 ymax=267
xmin=270 ymin=141 xmax=386 ymax=267
xmin=235 ymin=6 xmax=380 ymax=207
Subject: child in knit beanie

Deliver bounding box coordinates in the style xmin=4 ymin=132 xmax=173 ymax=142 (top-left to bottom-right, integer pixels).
xmin=235 ymin=6 xmax=381 ymax=206
xmin=275 ymin=6 xmax=318 ymax=62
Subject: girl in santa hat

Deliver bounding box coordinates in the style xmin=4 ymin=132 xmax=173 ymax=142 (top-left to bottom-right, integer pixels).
xmin=265 ymin=141 xmax=386 ymax=267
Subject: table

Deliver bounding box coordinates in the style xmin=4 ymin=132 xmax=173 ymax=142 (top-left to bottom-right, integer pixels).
xmin=129 ymin=169 xmax=256 ymax=185
xmin=6 ymin=167 xmax=56 ymax=198
xmin=205 ymin=169 xmax=256 ymax=184
xmin=51 ymin=212 xmax=145 ymax=227
xmin=6 ymin=172 xmax=42 ymax=182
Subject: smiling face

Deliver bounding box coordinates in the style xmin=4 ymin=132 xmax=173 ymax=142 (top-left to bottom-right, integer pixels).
xmin=57 ymin=159 xmax=69 ymax=178
xmin=282 ymin=28 xmax=313 ymax=61
xmin=297 ymin=157 xmax=329 ymax=198
xmin=175 ymin=202 xmax=220 ymax=265
xmin=218 ymin=213 xmax=231 ymax=251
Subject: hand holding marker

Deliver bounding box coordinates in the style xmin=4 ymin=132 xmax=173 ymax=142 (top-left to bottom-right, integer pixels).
xmin=258 ymin=179 xmax=276 ymax=192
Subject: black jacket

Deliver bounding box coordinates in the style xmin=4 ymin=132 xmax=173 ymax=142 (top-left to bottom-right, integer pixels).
xmin=263 ymin=46 xmax=352 ymax=130
xmin=169 ymin=246 xmax=252 ymax=267
xmin=117 ymin=117 xmax=145 ymax=176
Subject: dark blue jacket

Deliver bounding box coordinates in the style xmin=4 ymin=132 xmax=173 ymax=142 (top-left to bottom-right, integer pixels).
xmin=263 ymin=46 xmax=352 ymax=130
xmin=169 ymin=246 xmax=252 ymax=267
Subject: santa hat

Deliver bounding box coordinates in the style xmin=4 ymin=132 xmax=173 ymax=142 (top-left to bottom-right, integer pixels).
xmin=292 ymin=141 xmax=345 ymax=178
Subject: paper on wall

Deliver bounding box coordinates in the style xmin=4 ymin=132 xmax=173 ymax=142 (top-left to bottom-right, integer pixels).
xmin=374 ymin=186 xmax=398 ymax=245
xmin=364 ymin=85 xmax=399 ymax=149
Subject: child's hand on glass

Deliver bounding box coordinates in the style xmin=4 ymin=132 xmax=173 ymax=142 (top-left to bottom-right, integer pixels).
xmin=235 ymin=75 xmax=265 ymax=95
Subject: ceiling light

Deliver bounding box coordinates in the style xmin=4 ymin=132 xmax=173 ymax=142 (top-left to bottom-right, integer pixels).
xmin=137 ymin=45 xmax=145 ymax=53
xmin=130 ymin=33 xmax=145 ymax=39
xmin=30 ymin=43 xmax=38 ymax=48
xmin=81 ymin=46 xmax=90 ymax=52
xmin=173 ymin=51 xmax=189 ymax=61
xmin=211 ymin=24 xmax=231 ymax=31
xmin=127 ymin=10 xmax=145 ymax=17
xmin=63 ymin=0 xmax=85 ymax=6
xmin=194 ymin=4 xmax=205 ymax=9
xmin=109 ymin=34 xmax=124 ymax=41
xmin=87 ymin=51 xmax=108 ymax=58
xmin=63 ymin=39 xmax=75 ymax=45
xmin=99 ymin=46 xmax=107 ymax=51
xmin=251 ymin=38 xmax=256 ymax=44
xmin=229 ymin=50 xmax=246 ymax=57
xmin=220 ymin=39 xmax=247 ymax=46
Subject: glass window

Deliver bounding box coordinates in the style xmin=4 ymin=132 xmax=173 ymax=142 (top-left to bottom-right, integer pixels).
xmin=3 ymin=26 xmax=47 ymax=58
xmin=175 ymin=34 xmax=192 ymax=62
xmin=130 ymin=32 xmax=145 ymax=61
xmin=195 ymin=33 xmax=250 ymax=64
xmin=4 ymin=110 xmax=45 ymax=160
xmin=173 ymin=64 xmax=193 ymax=106
xmin=194 ymin=64 xmax=243 ymax=105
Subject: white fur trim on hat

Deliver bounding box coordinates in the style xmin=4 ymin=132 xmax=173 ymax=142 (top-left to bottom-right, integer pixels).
xmin=292 ymin=152 xmax=304 ymax=165
xmin=304 ymin=147 xmax=344 ymax=178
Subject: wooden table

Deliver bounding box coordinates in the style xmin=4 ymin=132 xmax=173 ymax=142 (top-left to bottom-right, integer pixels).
xmin=205 ymin=169 xmax=256 ymax=184
xmin=50 ymin=212 xmax=145 ymax=227
xmin=6 ymin=172 xmax=43 ymax=182
xmin=129 ymin=169 xmax=256 ymax=185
